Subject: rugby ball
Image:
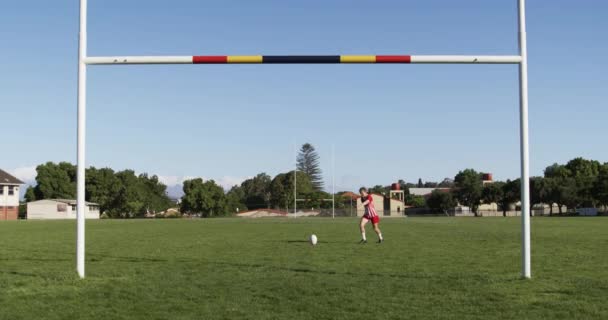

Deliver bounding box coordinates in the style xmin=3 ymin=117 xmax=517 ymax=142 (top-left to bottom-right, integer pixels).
xmin=309 ymin=234 xmax=318 ymax=246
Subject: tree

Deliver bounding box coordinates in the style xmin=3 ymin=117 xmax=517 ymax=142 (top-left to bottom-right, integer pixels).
xmin=497 ymin=180 xmax=520 ymax=217
xmin=368 ymin=185 xmax=388 ymax=196
xmin=438 ymin=178 xmax=455 ymax=188
xmin=240 ymin=173 xmax=272 ymax=209
xmin=543 ymin=177 xmax=576 ymax=215
xmin=427 ymin=190 xmax=457 ymax=214
xmin=33 ymin=162 xmax=76 ymax=199
xmin=565 ymin=157 xmax=601 ymax=207
xmin=18 ymin=202 xmax=27 ymax=219
xmin=417 ymin=178 xmax=423 ymax=188
xmin=226 ymin=185 xmax=247 ymax=214
xmin=180 ymin=178 xmax=227 ymax=217
xmin=530 ymin=177 xmax=552 ymax=215
xmin=593 ymin=163 xmax=608 ymax=210
xmin=454 ymin=169 xmax=483 ymax=216
xmin=86 ymin=167 xmax=122 ymax=214
xmin=544 ymin=163 xmax=576 ymax=214
xmin=26 ymin=162 xmax=173 ymax=218
xmin=297 ymin=143 xmax=324 ymax=191
xmin=270 ymin=171 xmax=313 ymax=209
xmin=408 ymin=195 xmax=426 ymax=208
xmin=112 ymin=170 xmax=145 ymax=218
xmin=138 ymin=173 xmax=173 ymax=215
xmin=482 ymin=182 xmax=503 ymax=206
xmin=315 ymin=191 xmax=334 ymax=209
xmin=423 ymin=182 xmax=438 ymax=188
xmin=24 ymin=186 xmax=37 ymax=202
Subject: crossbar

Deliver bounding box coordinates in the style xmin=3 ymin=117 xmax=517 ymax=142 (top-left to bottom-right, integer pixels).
xmin=85 ymin=55 xmax=522 ymax=65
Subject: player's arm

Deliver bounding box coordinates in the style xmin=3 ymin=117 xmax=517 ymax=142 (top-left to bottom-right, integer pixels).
xmin=361 ymin=195 xmax=372 ymax=206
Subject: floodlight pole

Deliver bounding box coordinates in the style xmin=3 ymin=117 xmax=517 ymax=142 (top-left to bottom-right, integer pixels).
xmin=76 ymin=0 xmax=88 ymax=279
xmin=518 ymin=0 xmax=531 ymax=279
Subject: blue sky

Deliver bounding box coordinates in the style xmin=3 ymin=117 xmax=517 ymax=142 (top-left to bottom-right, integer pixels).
xmin=1 ymin=0 xmax=607 ymax=193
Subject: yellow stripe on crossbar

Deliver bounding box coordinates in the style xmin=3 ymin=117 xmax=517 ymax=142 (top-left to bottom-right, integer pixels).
xmin=340 ymin=56 xmax=376 ymax=63
xmin=227 ymin=56 xmax=263 ymax=63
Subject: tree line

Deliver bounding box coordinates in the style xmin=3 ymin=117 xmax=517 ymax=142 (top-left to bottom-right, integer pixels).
xmin=23 ymin=154 xmax=607 ymax=218
xmin=25 ymin=162 xmax=174 ymax=218
xmin=421 ymin=157 xmax=608 ymax=216
xmin=182 ymin=144 xmax=333 ymax=216
xmin=23 ymin=143 xmax=331 ymax=218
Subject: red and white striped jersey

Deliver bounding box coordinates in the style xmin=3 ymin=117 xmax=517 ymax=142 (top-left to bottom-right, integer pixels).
xmin=362 ymin=195 xmax=378 ymax=218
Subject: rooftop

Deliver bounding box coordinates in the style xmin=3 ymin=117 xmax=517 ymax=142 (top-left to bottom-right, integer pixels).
xmin=0 ymin=169 xmax=24 ymax=185
xmin=409 ymin=188 xmax=451 ymax=196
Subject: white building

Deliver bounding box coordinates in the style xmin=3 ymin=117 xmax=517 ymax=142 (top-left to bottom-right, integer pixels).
xmin=27 ymin=199 xmax=100 ymax=220
xmin=0 ymin=169 xmax=24 ymax=220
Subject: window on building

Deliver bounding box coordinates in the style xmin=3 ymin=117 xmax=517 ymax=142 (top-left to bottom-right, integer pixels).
xmin=0 ymin=187 xmax=3 ymax=195
xmin=8 ymin=186 xmax=14 ymax=196
xmin=58 ymin=204 xmax=67 ymax=212
xmin=71 ymin=205 xmax=77 ymax=211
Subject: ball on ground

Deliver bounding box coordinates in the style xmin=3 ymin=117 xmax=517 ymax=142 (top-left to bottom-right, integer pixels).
xmin=309 ymin=234 xmax=318 ymax=245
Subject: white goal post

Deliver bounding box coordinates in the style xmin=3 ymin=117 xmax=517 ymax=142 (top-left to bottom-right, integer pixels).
xmin=75 ymin=0 xmax=531 ymax=279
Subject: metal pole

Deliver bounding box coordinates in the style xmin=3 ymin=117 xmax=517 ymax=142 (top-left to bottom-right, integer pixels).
xmin=332 ymin=144 xmax=335 ymax=219
xmin=294 ymin=142 xmax=297 ymax=218
xmin=84 ymin=55 xmax=522 ymax=65
xmin=76 ymin=0 xmax=88 ymax=279
xmin=518 ymin=0 xmax=531 ymax=279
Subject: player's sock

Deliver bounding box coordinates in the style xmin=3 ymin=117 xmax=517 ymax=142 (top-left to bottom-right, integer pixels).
xmin=378 ymin=233 xmax=383 ymax=241
xmin=361 ymin=233 xmax=367 ymax=241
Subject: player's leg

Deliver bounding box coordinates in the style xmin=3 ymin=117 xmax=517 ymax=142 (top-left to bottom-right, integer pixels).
xmin=359 ymin=217 xmax=369 ymax=243
xmin=372 ymin=218 xmax=383 ymax=243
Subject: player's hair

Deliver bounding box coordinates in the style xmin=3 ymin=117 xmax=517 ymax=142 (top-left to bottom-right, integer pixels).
xmin=359 ymin=187 xmax=368 ymax=193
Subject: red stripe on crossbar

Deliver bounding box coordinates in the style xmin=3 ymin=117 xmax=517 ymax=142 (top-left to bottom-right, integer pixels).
xmin=193 ymin=56 xmax=228 ymax=64
xmin=376 ymin=55 xmax=411 ymax=63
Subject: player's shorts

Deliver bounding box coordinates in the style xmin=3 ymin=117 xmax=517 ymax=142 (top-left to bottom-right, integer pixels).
xmin=363 ymin=214 xmax=380 ymax=224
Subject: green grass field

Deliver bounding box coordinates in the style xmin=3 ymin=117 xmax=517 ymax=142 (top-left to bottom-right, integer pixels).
xmin=1 ymin=217 xmax=606 ymax=320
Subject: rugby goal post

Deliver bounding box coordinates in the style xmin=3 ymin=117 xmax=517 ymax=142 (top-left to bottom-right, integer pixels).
xmin=75 ymin=0 xmax=531 ymax=279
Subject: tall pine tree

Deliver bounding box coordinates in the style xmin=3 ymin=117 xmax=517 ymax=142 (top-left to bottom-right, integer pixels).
xmin=296 ymin=143 xmax=324 ymax=191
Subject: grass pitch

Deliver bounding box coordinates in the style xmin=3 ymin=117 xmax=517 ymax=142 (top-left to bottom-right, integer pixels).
xmin=0 ymin=217 xmax=606 ymax=319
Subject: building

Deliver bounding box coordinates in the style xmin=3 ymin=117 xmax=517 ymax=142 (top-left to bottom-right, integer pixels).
xmin=27 ymin=199 xmax=100 ymax=220
xmin=0 ymin=169 xmax=24 ymax=220
xmin=409 ymin=188 xmax=451 ymax=197
xmin=481 ymin=173 xmax=494 ymax=185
